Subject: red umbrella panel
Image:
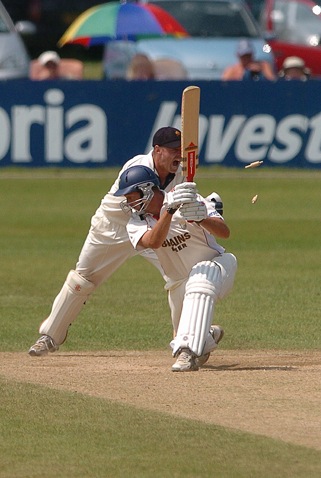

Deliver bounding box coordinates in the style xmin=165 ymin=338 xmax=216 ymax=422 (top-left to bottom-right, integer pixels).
xmin=59 ymin=1 xmax=189 ymax=47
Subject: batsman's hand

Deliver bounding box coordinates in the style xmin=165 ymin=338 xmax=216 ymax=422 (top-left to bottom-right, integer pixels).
xmin=180 ymin=200 xmax=207 ymax=222
xmin=167 ymin=182 xmax=198 ymax=210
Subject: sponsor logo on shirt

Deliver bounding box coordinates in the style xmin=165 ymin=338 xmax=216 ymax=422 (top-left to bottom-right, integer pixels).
xmin=162 ymin=232 xmax=191 ymax=252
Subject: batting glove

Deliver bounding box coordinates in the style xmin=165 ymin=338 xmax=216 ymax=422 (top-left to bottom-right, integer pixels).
xmin=167 ymin=182 xmax=198 ymax=210
xmin=180 ymin=200 xmax=207 ymax=222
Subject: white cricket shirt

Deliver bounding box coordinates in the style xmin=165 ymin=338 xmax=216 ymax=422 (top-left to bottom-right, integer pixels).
xmin=127 ymin=194 xmax=225 ymax=281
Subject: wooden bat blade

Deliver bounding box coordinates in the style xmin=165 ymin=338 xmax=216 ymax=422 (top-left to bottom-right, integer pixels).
xmin=181 ymin=86 xmax=200 ymax=181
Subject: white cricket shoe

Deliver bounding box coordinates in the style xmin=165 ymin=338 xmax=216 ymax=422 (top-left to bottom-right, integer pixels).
xmin=172 ymin=348 xmax=199 ymax=372
xmin=28 ymin=335 xmax=58 ymax=356
xmin=195 ymin=325 xmax=224 ymax=367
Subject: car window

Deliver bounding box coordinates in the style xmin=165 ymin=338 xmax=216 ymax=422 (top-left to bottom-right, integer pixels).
xmin=0 ymin=8 xmax=11 ymax=33
xmin=246 ymin=0 xmax=265 ymax=20
xmin=294 ymin=1 xmax=321 ymax=41
xmin=271 ymin=0 xmax=321 ymax=45
xmin=151 ymin=0 xmax=260 ymax=37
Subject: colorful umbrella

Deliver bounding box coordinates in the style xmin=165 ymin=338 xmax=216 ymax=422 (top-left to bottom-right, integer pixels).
xmin=58 ymin=1 xmax=188 ymax=47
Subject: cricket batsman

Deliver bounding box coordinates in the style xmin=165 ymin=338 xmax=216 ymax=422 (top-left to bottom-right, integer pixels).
xmin=114 ymin=165 xmax=237 ymax=371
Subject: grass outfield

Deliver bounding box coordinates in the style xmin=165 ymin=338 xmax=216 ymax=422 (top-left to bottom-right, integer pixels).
xmin=0 ymin=166 xmax=321 ymax=477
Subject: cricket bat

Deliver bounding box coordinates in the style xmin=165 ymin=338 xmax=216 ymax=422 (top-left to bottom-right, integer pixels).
xmin=181 ymin=86 xmax=200 ymax=181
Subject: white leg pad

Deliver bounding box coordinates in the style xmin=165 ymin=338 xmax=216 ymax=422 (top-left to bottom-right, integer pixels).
xmin=171 ymin=261 xmax=222 ymax=357
xmin=39 ymin=270 xmax=95 ymax=345
xmin=213 ymin=253 xmax=237 ymax=299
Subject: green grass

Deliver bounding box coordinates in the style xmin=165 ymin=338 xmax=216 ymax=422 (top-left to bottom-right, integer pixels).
xmin=1 ymin=167 xmax=320 ymax=352
xmin=1 ymin=166 xmax=321 ymax=477
xmin=1 ymin=377 xmax=321 ymax=478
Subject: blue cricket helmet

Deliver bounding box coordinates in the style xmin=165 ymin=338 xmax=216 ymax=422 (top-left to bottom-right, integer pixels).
xmin=115 ymin=165 xmax=160 ymax=196
xmin=114 ymin=165 xmax=160 ymax=215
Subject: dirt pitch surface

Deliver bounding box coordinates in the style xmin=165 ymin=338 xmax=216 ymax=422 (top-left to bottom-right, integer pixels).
xmin=1 ymin=350 xmax=321 ymax=451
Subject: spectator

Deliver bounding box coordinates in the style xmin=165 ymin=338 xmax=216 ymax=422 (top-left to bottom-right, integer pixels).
xmin=279 ymin=56 xmax=310 ymax=81
xmin=30 ymin=51 xmax=84 ymax=80
xmin=153 ymin=58 xmax=187 ymax=80
xmin=126 ymin=54 xmax=155 ymax=80
xmin=32 ymin=51 xmax=61 ymax=79
xmin=222 ymin=39 xmax=276 ymax=81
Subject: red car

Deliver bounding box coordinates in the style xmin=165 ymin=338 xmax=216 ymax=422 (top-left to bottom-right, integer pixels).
xmin=259 ymin=0 xmax=321 ymax=76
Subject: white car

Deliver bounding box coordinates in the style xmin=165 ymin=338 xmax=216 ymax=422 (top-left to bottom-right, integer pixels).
xmin=0 ymin=1 xmax=30 ymax=79
xmin=103 ymin=0 xmax=275 ymax=80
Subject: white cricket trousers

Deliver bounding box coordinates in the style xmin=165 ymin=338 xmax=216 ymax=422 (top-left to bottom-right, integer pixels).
xmin=39 ymin=217 xmax=165 ymax=345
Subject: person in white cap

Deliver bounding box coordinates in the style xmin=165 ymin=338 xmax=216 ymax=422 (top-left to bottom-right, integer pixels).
xmin=222 ymin=39 xmax=276 ymax=81
xmin=31 ymin=50 xmax=84 ymax=80
xmin=36 ymin=50 xmax=61 ymax=79
xmin=279 ymin=56 xmax=310 ymax=81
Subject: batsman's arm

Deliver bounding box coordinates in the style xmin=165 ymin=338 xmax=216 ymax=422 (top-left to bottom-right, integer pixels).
xmin=138 ymin=209 xmax=174 ymax=249
xmin=199 ymin=216 xmax=230 ymax=239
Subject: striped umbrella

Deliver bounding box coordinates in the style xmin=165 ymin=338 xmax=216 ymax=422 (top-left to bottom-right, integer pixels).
xmin=59 ymin=1 xmax=188 ymax=47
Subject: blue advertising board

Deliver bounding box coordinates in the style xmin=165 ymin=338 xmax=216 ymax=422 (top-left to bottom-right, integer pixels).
xmin=1 ymin=79 xmax=321 ymax=168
